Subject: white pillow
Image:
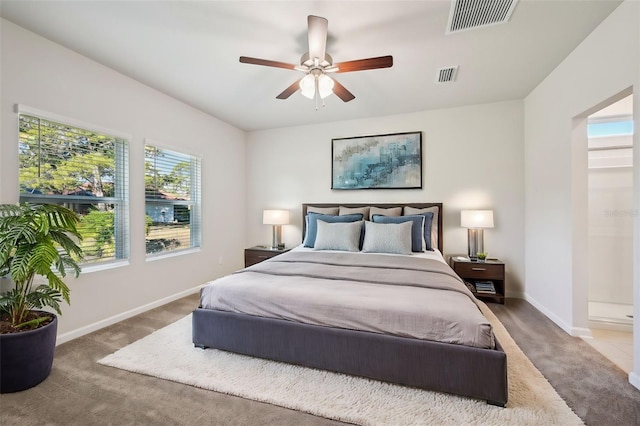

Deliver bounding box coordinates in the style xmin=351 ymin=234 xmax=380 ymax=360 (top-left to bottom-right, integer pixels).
xmin=361 ymin=221 xmax=412 ymax=255
xmin=307 ymin=206 xmax=339 ymax=215
xmin=369 ymin=206 xmax=402 ymax=219
xmin=339 ymin=206 xmax=370 ymax=219
xmin=313 ymin=220 xmax=362 ymax=252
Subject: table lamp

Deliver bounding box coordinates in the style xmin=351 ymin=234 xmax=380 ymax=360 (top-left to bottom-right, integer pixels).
xmin=263 ymin=209 xmax=290 ymax=249
xmin=460 ymin=210 xmax=494 ymax=260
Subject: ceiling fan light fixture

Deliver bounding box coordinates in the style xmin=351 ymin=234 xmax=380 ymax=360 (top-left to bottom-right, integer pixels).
xmin=300 ymin=73 xmax=334 ymax=100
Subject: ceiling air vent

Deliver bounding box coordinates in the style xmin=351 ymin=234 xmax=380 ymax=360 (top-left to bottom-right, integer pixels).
xmin=447 ymin=0 xmax=519 ymax=33
xmin=437 ymin=66 xmax=459 ymax=83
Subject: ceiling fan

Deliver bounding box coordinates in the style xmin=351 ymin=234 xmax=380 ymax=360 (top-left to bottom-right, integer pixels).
xmin=239 ymin=15 xmax=393 ymax=108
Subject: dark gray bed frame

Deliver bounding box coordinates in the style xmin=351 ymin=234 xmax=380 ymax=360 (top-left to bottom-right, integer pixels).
xmin=192 ymin=203 xmax=508 ymax=406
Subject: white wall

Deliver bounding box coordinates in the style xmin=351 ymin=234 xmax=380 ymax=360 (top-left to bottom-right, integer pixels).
xmin=0 ymin=19 xmax=247 ymax=341
xmin=246 ymin=100 xmax=525 ymax=296
xmin=523 ymin=0 xmax=639 ymax=388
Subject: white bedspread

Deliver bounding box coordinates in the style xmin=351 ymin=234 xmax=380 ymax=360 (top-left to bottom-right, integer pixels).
xmin=200 ymin=248 xmax=495 ymax=349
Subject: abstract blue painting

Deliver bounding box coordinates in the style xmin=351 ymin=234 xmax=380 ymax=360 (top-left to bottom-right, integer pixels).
xmin=332 ymin=131 xmax=422 ymax=189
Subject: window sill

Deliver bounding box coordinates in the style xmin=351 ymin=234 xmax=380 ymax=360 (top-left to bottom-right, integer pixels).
xmin=81 ymin=260 xmax=130 ymax=274
xmin=146 ymin=247 xmax=201 ymax=262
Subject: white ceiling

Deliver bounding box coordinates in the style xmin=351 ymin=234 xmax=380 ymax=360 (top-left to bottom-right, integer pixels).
xmin=0 ymin=0 xmax=622 ymax=131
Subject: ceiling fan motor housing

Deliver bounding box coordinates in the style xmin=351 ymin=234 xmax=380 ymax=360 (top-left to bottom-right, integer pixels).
xmin=300 ymin=52 xmax=333 ymax=69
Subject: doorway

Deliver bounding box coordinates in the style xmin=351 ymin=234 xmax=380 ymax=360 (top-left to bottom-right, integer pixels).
xmin=584 ymin=94 xmax=634 ymax=372
xmin=587 ymin=94 xmax=634 ymax=328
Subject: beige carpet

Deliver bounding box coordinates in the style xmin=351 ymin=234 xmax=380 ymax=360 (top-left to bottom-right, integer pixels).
xmin=98 ymin=303 xmax=583 ymax=425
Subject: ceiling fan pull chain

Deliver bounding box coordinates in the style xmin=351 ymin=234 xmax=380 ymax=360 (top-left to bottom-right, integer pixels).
xmin=314 ymin=75 xmax=320 ymax=111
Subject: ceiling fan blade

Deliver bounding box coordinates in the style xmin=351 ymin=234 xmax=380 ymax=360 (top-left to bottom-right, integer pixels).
xmin=308 ymin=15 xmax=328 ymax=63
xmin=239 ymin=56 xmax=297 ymax=70
xmin=335 ymin=56 xmax=393 ymax=73
xmin=332 ymin=79 xmax=355 ymax=102
xmin=276 ymin=79 xmax=302 ymax=99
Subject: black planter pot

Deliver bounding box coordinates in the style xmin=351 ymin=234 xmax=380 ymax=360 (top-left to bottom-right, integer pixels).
xmin=0 ymin=313 xmax=58 ymax=393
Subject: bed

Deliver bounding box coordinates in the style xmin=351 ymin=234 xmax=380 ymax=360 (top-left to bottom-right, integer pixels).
xmin=192 ymin=203 xmax=508 ymax=406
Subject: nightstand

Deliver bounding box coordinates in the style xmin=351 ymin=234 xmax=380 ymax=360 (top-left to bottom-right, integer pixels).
xmin=244 ymin=246 xmax=291 ymax=267
xmin=449 ymin=255 xmax=505 ymax=304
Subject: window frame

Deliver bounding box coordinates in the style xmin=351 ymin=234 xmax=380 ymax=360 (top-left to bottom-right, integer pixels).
xmin=144 ymin=139 xmax=202 ymax=259
xmin=17 ymin=104 xmax=131 ymax=270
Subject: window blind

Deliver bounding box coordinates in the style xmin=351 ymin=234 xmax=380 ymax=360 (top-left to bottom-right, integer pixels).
xmin=18 ymin=113 xmax=129 ymax=266
xmin=145 ymin=145 xmax=201 ymax=256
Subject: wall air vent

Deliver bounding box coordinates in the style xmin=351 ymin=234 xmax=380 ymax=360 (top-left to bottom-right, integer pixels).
xmin=437 ymin=66 xmax=459 ymax=83
xmin=447 ymin=0 xmax=519 ymax=33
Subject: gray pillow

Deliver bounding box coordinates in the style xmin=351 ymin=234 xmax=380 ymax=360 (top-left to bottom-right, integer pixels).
xmin=372 ymin=214 xmax=425 ymax=252
xmin=314 ymin=220 xmax=362 ymax=252
xmin=339 ymin=206 xmax=370 ymax=219
xmin=405 ymin=206 xmax=439 ymax=250
xmin=361 ymin=221 xmax=412 ymax=255
xmin=369 ymin=206 xmax=402 ymax=219
xmin=307 ymin=206 xmax=339 ymax=215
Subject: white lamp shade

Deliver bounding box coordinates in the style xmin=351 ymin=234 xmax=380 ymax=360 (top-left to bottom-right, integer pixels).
xmin=299 ymin=73 xmax=334 ymax=99
xmin=299 ymin=75 xmax=316 ymax=99
xmin=317 ymin=74 xmax=334 ymax=98
xmin=461 ymin=210 xmax=494 ymax=228
xmin=263 ymin=209 xmax=290 ymax=225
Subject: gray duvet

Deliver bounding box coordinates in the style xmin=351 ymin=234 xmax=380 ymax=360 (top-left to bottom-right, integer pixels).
xmin=199 ymin=250 xmax=495 ymax=349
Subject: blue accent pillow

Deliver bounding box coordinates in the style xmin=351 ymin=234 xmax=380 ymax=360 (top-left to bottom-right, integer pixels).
xmin=304 ymin=213 xmax=364 ymax=248
xmin=372 ymin=214 xmax=425 ymax=252
xmin=409 ymin=211 xmax=434 ymax=251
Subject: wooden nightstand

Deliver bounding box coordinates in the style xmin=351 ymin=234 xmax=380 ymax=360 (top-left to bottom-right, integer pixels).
xmin=244 ymin=246 xmax=291 ymax=267
xmin=449 ymin=255 xmax=505 ymax=304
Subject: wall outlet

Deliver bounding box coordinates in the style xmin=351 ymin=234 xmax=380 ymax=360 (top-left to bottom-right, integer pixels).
xmin=218 ymin=256 xmax=223 ymax=265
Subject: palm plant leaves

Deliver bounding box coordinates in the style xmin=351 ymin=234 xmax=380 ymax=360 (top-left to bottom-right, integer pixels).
xmin=26 ymin=285 xmax=64 ymax=314
xmin=0 ymin=203 xmax=83 ymax=327
xmin=45 ymin=271 xmax=70 ymax=304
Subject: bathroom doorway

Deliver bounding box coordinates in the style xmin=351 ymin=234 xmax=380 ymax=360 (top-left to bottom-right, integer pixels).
xmin=587 ymin=95 xmax=634 ymax=330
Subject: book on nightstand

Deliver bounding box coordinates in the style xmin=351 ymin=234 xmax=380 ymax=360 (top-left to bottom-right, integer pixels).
xmin=474 ymin=281 xmax=496 ymax=294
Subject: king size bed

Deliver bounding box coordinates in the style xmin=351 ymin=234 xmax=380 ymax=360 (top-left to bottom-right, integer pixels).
xmin=192 ymin=203 xmax=508 ymax=406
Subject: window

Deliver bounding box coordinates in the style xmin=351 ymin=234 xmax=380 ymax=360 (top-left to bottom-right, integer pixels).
xmin=588 ymin=116 xmax=634 ymax=138
xmin=587 ymin=114 xmax=633 ymax=169
xmin=18 ymin=111 xmax=129 ymax=266
xmin=144 ymin=143 xmax=201 ymax=257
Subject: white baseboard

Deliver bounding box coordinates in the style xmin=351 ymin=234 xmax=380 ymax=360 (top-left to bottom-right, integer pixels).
xmin=571 ymin=326 xmax=593 ymax=338
xmin=56 ymin=285 xmax=202 ymax=345
xmin=523 ymin=293 xmax=592 ymax=337
xmin=630 ymin=372 xmax=640 ymax=391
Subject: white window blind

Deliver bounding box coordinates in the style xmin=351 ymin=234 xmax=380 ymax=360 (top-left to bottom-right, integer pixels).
xmin=145 ymin=144 xmax=201 ymax=256
xmin=18 ymin=113 xmax=129 ymax=265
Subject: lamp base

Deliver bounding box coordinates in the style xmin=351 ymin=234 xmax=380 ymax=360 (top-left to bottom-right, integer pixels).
xmin=271 ymin=225 xmax=282 ymax=250
xmin=467 ymin=228 xmax=484 ymax=259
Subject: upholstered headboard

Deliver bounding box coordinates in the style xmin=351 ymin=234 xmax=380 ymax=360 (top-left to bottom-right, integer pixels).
xmin=302 ymin=203 xmax=444 ymax=253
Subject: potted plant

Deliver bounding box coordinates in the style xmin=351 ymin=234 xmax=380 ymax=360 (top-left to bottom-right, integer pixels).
xmin=476 ymin=252 xmax=488 ymax=262
xmin=0 ymin=203 xmax=83 ymax=393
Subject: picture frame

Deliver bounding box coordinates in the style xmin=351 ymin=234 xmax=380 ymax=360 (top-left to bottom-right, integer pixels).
xmin=331 ymin=131 xmax=422 ymax=190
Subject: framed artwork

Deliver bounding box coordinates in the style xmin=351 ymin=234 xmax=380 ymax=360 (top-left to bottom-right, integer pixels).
xmin=331 ymin=131 xmax=422 ymax=190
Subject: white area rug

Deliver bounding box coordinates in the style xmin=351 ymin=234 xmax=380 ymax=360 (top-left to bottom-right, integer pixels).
xmin=98 ymin=304 xmax=583 ymax=425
